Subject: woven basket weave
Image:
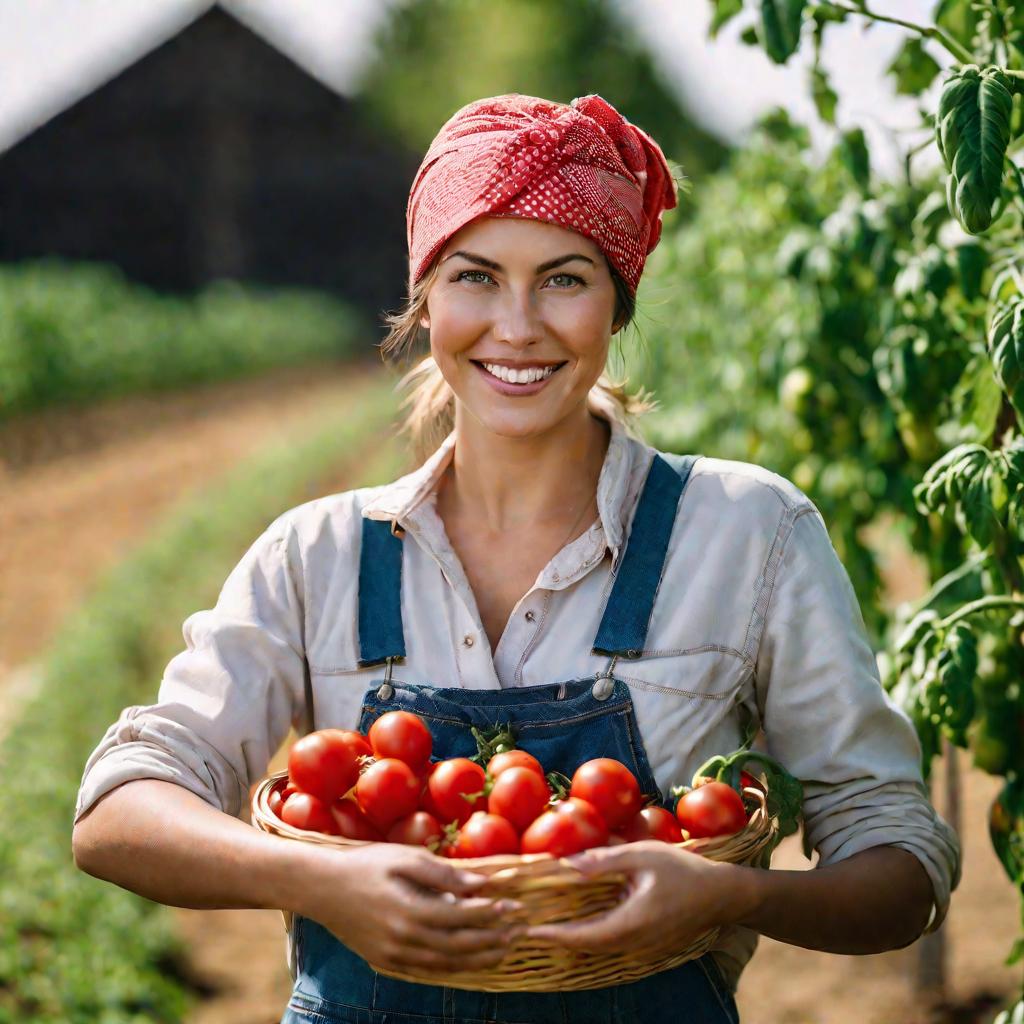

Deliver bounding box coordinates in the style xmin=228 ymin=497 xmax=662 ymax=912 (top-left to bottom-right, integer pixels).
xmin=251 ymin=770 xmax=776 ymax=992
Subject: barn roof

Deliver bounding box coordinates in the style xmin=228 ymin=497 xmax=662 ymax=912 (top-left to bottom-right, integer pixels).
xmin=0 ymin=0 xmax=393 ymax=153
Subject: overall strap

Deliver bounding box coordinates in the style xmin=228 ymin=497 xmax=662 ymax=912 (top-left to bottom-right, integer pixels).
xmin=357 ymin=517 xmax=407 ymax=667
xmin=591 ymin=452 xmax=700 ymax=659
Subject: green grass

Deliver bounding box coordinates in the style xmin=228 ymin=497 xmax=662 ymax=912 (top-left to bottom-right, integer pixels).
xmin=0 ymin=260 xmax=371 ymax=418
xmin=0 ymin=373 xmax=406 ymax=1024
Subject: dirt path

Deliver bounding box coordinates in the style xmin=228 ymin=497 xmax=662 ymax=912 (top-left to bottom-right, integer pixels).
xmin=0 ymin=359 xmax=399 ymax=1024
xmin=3 ymin=378 xmax=1020 ymax=1023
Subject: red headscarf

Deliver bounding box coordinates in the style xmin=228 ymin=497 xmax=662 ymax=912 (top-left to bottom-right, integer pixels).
xmin=406 ymin=93 xmax=679 ymax=298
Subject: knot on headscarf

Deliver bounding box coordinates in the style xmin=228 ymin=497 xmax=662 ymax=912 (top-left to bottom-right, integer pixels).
xmin=406 ymin=93 xmax=679 ymax=297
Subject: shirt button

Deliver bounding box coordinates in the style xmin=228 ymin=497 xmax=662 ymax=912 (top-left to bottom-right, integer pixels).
xmin=525 ymin=610 xmax=536 ymax=622
xmin=463 ymin=634 xmax=475 ymax=647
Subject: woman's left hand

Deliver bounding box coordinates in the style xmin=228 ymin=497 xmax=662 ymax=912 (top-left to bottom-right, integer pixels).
xmin=525 ymin=842 xmax=752 ymax=960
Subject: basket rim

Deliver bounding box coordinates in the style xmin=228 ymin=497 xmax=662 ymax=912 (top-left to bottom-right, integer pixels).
xmin=251 ymin=768 xmax=777 ymax=865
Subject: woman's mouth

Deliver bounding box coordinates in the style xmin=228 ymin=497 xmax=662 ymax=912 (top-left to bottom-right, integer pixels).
xmin=471 ymin=360 xmax=567 ymax=396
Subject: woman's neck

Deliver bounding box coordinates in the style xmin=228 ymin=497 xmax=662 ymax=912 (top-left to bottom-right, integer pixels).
xmin=441 ymin=407 xmax=610 ymax=533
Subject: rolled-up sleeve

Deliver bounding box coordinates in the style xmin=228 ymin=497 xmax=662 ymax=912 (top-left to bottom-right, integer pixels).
xmin=753 ymin=503 xmax=962 ymax=934
xmin=74 ymin=513 xmax=308 ymax=823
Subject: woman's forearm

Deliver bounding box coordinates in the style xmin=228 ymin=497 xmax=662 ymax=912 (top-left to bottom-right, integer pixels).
xmin=725 ymin=844 xmax=935 ymax=954
xmin=72 ymin=778 xmax=317 ymax=914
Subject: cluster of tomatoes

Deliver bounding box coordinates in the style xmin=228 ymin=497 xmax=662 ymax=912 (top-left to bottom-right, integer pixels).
xmin=267 ymin=711 xmax=761 ymax=858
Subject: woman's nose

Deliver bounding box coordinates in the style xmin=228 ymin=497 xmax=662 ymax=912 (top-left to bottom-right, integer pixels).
xmin=492 ymin=290 xmax=545 ymax=348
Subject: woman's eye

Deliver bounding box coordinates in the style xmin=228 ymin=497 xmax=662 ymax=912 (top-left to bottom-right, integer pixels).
xmin=547 ymin=273 xmax=583 ymax=288
xmin=455 ymin=270 xmax=493 ymax=284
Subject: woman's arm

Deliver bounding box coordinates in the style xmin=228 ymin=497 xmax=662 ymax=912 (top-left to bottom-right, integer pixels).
xmin=728 ymin=844 xmax=935 ymax=953
xmin=73 ymin=778 xmax=523 ymax=973
xmin=524 ymin=841 xmax=934 ymax=958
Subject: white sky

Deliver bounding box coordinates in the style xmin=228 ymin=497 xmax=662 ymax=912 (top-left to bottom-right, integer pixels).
xmin=0 ymin=0 xmax=951 ymax=178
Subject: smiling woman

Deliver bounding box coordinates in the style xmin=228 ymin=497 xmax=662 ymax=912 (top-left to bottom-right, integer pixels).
xmin=381 ymin=215 xmax=644 ymax=461
xmin=73 ymin=91 xmax=959 ymax=1024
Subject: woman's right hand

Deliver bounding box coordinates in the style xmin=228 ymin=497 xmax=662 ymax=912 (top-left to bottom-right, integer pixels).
xmin=293 ymin=841 xmax=524 ymax=974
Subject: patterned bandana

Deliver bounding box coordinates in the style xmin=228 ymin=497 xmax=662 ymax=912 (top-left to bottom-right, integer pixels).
xmin=406 ymin=93 xmax=679 ymax=297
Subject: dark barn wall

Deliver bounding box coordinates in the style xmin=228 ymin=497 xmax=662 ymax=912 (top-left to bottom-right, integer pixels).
xmin=0 ymin=8 xmax=420 ymax=335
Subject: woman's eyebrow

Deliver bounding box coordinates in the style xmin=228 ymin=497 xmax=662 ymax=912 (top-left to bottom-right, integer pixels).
xmin=442 ymin=251 xmax=595 ymax=273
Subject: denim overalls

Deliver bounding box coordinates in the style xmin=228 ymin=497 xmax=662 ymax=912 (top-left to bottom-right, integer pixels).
xmin=282 ymin=452 xmax=741 ymax=1024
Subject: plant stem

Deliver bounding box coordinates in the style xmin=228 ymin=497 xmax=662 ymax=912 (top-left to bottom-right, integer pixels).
xmin=940 ymin=594 xmax=1024 ymax=628
xmin=823 ymin=1 xmax=975 ymax=64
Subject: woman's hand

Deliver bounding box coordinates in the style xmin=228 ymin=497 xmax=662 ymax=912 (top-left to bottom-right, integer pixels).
xmin=525 ymin=842 xmax=753 ymax=961
xmin=294 ymin=842 xmax=525 ymax=974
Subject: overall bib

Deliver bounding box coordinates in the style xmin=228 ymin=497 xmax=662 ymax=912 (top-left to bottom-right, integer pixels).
xmin=282 ymin=452 xmax=741 ymax=1024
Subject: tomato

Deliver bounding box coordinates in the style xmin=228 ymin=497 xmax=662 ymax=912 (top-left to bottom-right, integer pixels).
xmin=280 ymin=792 xmax=339 ymax=835
xmin=451 ymin=812 xmax=521 ymax=858
xmin=569 ymin=758 xmax=642 ymax=830
xmin=428 ymin=758 xmax=487 ymax=826
xmin=675 ymin=781 xmax=748 ymax=839
xmin=386 ymin=810 xmax=443 ymax=848
xmin=487 ymin=750 xmax=545 ymax=780
xmin=331 ymin=798 xmax=382 ymax=841
xmin=368 ymin=711 xmax=432 ymax=770
xmin=356 ymin=757 xmax=422 ymax=831
xmin=740 ymin=770 xmax=765 ymax=793
xmin=267 ymin=787 xmax=285 ymax=818
xmin=619 ymin=806 xmax=684 ymax=844
xmin=521 ymin=798 xmax=608 ymax=857
xmin=487 ymin=766 xmax=551 ymax=833
xmin=288 ymin=729 xmax=371 ymax=804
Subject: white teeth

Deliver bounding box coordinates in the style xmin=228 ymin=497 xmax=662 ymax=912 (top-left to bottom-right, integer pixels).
xmin=481 ymin=362 xmax=558 ymax=384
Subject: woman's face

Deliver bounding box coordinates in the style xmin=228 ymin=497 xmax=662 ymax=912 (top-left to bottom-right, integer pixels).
xmin=421 ymin=215 xmax=622 ymax=440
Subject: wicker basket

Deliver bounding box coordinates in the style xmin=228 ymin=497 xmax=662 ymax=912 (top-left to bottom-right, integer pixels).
xmin=251 ymin=770 xmax=776 ymax=992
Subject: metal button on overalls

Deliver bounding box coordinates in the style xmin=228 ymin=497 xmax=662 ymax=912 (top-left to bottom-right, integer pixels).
xmin=281 ymin=452 xmax=740 ymax=1024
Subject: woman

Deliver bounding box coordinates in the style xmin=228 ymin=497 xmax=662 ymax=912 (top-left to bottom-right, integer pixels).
xmin=72 ymin=93 xmax=960 ymax=1024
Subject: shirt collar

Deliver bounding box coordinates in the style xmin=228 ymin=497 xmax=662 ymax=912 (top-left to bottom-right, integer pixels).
xmin=360 ymin=410 xmax=639 ymax=561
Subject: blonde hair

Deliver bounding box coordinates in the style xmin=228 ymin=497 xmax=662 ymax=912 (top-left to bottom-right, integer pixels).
xmin=380 ymin=254 xmax=657 ymax=462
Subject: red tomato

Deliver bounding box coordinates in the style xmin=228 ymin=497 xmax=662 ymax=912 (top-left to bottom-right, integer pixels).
xmin=569 ymin=758 xmax=642 ymax=830
xmin=288 ymin=729 xmax=371 ymax=804
xmin=428 ymin=758 xmax=487 ymax=826
xmin=451 ymin=812 xmax=520 ymax=858
xmin=521 ymin=798 xmax=609 ymax=857
xmin=331 ymin=798 xmax=382 ymax=841
xmin=267 ymin=787 xmax=285 ymax=818
xmin=675 ymin=782 xmax=748 ymax=839
xmin=356 ymin=757 xmax=422 ymax=831
xmin=487 ymin=766 xmax=551 ymax=833
xmin=386 ymin=811 xmax=443 ymax=848
xmin=740 ymin=769 xmax=765 ymax=793
xmin=619 ymin=806 xmax=684 ymax=844
xmin=487 ymin=750 xmax=545 ymax=780
xmin=280 ymin=792 xmax=339 ymax=835
xmin=368 ymin=711 xmax=432 ymax=770
xmin=418 ymin=763 xmax=446 ymax=818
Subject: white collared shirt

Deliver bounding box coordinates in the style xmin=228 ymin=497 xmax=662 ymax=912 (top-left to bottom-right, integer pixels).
xmin=74 ymin=410 xmax=961 ymax=992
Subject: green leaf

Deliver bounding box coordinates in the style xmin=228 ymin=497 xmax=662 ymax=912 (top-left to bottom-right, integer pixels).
xmin=837 ymin=127 xmax=870 ymax=190
xmin=811 ymin=64 xmax=838 ymax=125
xmin=914 ymin=443 xmax=1004 ymax=546
xmin=759 ymin=0 xmax=807 ymax=64
xmin=935 ymin=65 xmax=1015 ymax=234
xmin=709 ymin=0 xmax=744 ymax=38
xmin=946 ymin=352 xmax=1003 ymax=443
xmin=740 ymin=24 xmax=761 ymax=46
xmin=934 ymin=0 xmax=981 ymax=50
xmin=1005 ymin=936 xmax=1024 ymax=966
xmin=988 ymin=299 xmax=1024 ymax=425
xmin=886 ymin=37 xmax=942 ymax=96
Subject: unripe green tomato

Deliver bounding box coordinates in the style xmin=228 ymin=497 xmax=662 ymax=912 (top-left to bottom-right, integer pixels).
xmin=968 ymin=717 xmax=1011 ymax=776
